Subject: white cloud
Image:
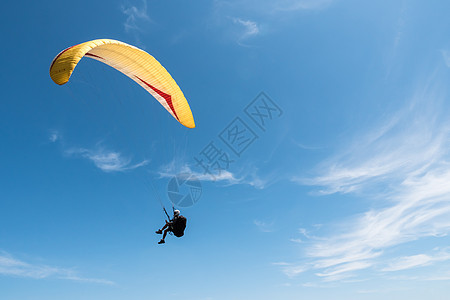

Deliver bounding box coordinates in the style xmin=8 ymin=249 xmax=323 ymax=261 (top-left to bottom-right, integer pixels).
xmin=272 ymin=262 xmax=290 ymax=266
xmin=210 ymin=0 xmax=335 ymax=45
xmin=0 ymin=251 xmax=113 ymax=285
xmin=215 ymin=0 xmax=334 ymax=14
xmin=121 ymin=0 xmax=151 ymax=45
xmin=232 ymin=18 xmax=259 ymax=42
xmin=290 ymin=238 xmax=303 ymax=243
xmin=424 ymin=274 xmax=450 ymax=281
xmin=158 ymin=160 xmax=271 ymax=189
xmin=244 ymin=173 xmax=271 ymax=189
xmin=49 ymin=130 xmax=61 ymax=143
xmin=294 ymin=82 xmax=448 ymax=195
xmin=122 ymin=0 xmax=150 ymax=32
xmin=280 ymin=263 xmax=309 ymax=278
xmin=315 ymin=261 xmax=372 ymax=281
xmin=254 ymin=220 xmax=275 ymax=232
xmin=292 ymin=139 xmax=323 ymax=151
xmin=382 ymin=250 xmax=450 ymax=272
xmin=158 ymin=161 xmax=239 ymax=183
xmin=298 ymin=227 xmax=316 ymax=239
xmin=357 ymin=289 xmax=379 ymax=294
xmin=66 ymin=146 xmax=148 ymax=172
xmin=382 ymin=254 xmax=432 ymax=272
xmin=384 ymin=1 xmax=408 ymax=79
xmin=273 ymin=0 xmax=335 ymax=11
xmin=287 ymin=71 xmax=450 ymax=282
xmin=441 ymin=50 xmax=450 ymax=68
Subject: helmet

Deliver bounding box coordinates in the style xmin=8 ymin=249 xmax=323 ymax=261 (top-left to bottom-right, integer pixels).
xmin=174 ymin=210 xmax=180 ymax=217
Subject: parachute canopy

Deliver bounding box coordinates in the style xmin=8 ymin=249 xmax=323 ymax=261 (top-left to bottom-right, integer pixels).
xmin=49 ymin=39 xmax=195 ymax=128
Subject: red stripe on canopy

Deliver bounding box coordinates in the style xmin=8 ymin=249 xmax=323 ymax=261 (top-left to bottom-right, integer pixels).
xmin=135 ymin=76 xmax=179 ymax=120
xmin=49 ymin=45 xmax=77 ymax=71
xmin=85 ymin=53 xmax=104 ymax=60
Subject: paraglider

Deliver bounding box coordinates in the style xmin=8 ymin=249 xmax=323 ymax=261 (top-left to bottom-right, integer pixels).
xmin=49 ymin=38 xmax=195 ymax=128
xmin=155 ymin=209 xmax=187 ymax=244
xmin=50 ymin=39 xmax=193 ymax=244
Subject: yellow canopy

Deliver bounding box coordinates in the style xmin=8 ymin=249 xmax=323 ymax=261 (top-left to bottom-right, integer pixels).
xmin=50 ymin=39 xmax=195 ymax=128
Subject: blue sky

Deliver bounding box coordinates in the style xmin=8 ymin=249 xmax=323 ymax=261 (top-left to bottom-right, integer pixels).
xmin=2 ymin=0 xmax=450 ymax=299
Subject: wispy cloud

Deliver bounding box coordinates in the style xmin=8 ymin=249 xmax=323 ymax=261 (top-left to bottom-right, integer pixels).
xmin=275 ymin=262 xmax=309 ymax=278
xmin=158 ymin=161 xmax=239 ymax=183
xmin=316 ymin=261 xmax=373 ymax=281
xmin=210 ymin=0 xmax=335 ymax=46
xmin=441 ymin=50 xmax=450 ymax=68
xmin=121 ymin=0 xmax=151 ymax=45
xmin=293 ymin=83 xmax=447 ymax=195
xmin=254 ymin=220 xmax=275 ymax=232
xmin=290 ymin=238 xmax=303 ymax=243
xmin=382 ymin=254 xmax=432 ymax=272
xmin=214 ymin=0 xmax=334 ymax=14
xmin=66 ymin=146 xmax=148 ymax=172
xmin=231 ymin=17 xmax=259 ymax=45
xmin=382 ymin=250 xmax=450 ymax=272
xmin=385 ymin=2 xmax=409 ymax=79
xmin=158 ymin=160 xmax=272 ymax=189
xmin=273 ymin=0 xmax=335 ymax=12
xmin=286 ymin=70 xmax=450 ymax=282
xmin=48 ymin=130 xmax=61 ymax=143
xmin=291 ymin=139 xmax=323 ymax=151
xmin=0 ymin=251 xmax=113 ymax=285
xmin=423 ymin=273 xmax=450 ymax=281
